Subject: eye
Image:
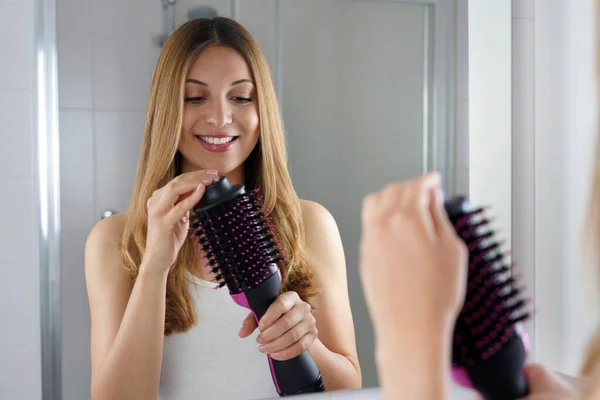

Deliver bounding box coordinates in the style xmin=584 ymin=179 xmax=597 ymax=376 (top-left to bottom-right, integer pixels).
xmin=185 ymin=97 xmax=206 ymax=104
xmin=233 ymin=96 xmax=252 ymax=103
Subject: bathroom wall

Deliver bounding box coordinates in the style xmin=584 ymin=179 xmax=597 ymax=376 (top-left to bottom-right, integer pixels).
xmin=0 ymin=0 xmax=42 ymax=398
xmin=529 ymin=0 xmax=599 ymax=375
xmin=56 ymin=0 xmax=161 ymax=396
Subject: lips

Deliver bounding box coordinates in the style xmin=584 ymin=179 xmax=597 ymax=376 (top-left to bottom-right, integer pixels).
xmin=195 ymin=135 xmax=239 ymax=153
xmin=197 ymin=136 xmax=238 ymax=144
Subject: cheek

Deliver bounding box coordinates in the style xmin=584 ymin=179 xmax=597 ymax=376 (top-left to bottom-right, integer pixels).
xmin=240 ymin=107 xmax=260 ymax=138
xmin=181 ymin=108 xmax=196 ymax=135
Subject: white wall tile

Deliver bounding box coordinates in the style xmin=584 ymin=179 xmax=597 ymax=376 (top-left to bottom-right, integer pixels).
xmin=61 ymin=230 xmax=91 ymax=400
xmin=513 ymin=0 xmax=534 ymax=19
xmin=90 ymin=0 xmax=162 ymax=41
xmin=57 ymin=0 xmax=93 ymax=108
xmin=513 ymin=20 xmax=534 ymax=148
xmin=238 ymin=0 xmax=278 ymax=73
xmin=0 ymin=346 xmax=41 ymax=399
xmin=94 ymin=111 xmax=145 ymax=216
xmin=174 ymin=0 xmax=232 ymax=27
xmin=0 ymin=91 xmax=33 ymax=177
xmin=455 ymin=100 xmax=469 ymax=168
xmin=91 ymin=34 xmax=159 ymax=110
xmin=0 ymin=260 xmax=38 ymax=348
xmin=0 ymin=177 xmax=35 ymax=263
xmin=0 ymin=5 xmax=32 ymax=91
xmin=60 ymin=110 xmax=95 ymax=231
xmin=454 ymin=166 xmax=469 ymax=196
xmin=456 ymin=0 xmax=469 ymax=102
xmin=0 ymin=0 xmax=31 ymax=5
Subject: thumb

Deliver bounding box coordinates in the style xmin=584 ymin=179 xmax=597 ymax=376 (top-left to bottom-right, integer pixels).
xmin=515 ymin=363 xmax=559 ymax=399
xmin=238 ymin=312 xmax=258 ymax=338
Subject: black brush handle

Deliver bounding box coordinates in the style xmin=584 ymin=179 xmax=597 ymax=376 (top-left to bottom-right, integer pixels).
xmin=244 ymin=267 xmax=324 ymax=396
xmin=466 ymin=332 xmax=529 ymax=400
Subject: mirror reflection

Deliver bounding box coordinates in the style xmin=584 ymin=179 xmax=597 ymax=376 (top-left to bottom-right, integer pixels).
xmin=53 ymin=0 xmax=497 ymax=399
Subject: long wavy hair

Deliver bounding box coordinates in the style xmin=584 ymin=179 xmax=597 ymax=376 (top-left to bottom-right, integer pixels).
xmin=120 ymin=17 xmax=318 ymax=335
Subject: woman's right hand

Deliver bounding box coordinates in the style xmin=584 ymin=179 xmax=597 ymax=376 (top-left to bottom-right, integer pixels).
xmin=141 ymin=169 xmax=220 ymax=276
xmin=359 ymin=172 xmax=468 ymax=341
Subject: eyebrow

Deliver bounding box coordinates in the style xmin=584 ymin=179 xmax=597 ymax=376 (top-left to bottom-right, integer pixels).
xmin=186 ymin=78 xmax=253 ymax=86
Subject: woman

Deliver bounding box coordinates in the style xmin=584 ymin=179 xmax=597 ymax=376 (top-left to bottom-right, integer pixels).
xmin=85 ymin=17 xmax=361 ymax=400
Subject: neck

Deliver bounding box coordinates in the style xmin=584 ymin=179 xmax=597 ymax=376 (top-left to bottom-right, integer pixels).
xmin=223 ymin=165 xmax=245 ymax=185
xmin=180 ymin=160 xmax=245 ymax=186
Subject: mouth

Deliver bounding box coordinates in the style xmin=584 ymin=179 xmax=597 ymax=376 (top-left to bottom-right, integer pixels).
xmin=196 ymin=136 xmax=239 ymax=145
xmin=195 ymin=135 xmax=240 ymax=153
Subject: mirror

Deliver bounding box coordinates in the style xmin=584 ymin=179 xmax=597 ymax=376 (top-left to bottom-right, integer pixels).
xmin=45 ymin=0 xmax=513 ymax=398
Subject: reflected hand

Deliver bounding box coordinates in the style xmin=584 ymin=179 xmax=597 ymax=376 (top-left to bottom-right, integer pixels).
xmin=512 ymin=364 xmax=578 ymax=400
xmin=141 ymin=169 xmax=220 ymax=276
xmin=359 ymin=172 xmax=468 ymax=341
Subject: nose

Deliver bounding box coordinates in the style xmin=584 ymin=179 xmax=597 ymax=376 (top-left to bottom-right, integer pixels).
xmin=205 ymin=98 xmax=233 ymax=128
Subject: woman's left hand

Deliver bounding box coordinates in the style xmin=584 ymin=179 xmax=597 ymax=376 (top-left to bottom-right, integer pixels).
xmin=238 ymin=291 xmax=318 ymax=361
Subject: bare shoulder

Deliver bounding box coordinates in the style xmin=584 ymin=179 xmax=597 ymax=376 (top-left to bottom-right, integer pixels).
xmin=86 ymin=212 xmax=127 ymax=262
xmin=299 ymin=199 xmax=338 ymax=233
xmin=298 ymin=200 xmax=345 ymax=273
xmin=89 ymin=211 xmax=126 ymax=239
xmin=85 ymin=212 xmax=131 ymax=289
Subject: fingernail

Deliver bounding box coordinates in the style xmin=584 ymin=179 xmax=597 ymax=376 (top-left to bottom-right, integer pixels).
xmin=207 ymin=169 xmax=218 ymax=176
xmin=256 ymin=336 xmax=263 ymax=344
xmin=437 ymin=187 xmax=445 ymax=205
xmin=259 ymin=323 xmax=265 ymax=331
xmin=196 ymin=183 xmax=204 ymax=192
xmin=272 ymin=352 xmax=280 ymax=358
xmin=258 ymin=346 xmax=266 ymax=353
xmin=201 ymin=177 xmax=214 ymax=184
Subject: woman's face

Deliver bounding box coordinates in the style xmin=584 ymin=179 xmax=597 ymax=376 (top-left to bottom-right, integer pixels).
xmin=178 ymin=45 xmax=260 ymax=178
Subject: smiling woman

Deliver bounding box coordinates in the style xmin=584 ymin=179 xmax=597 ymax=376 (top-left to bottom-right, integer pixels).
xmin=83 ymin=16 xmax=361 ymax=400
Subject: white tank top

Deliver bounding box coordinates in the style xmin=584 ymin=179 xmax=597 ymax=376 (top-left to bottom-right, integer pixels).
xmin=158 ymin=272 xmax=279 ymax=400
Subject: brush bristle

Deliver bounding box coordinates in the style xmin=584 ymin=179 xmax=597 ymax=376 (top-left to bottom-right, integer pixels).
xmin=447 ymin=199 xmax=530 ymax=367
xmin=189 ymin=188 xmax=284 ymax=294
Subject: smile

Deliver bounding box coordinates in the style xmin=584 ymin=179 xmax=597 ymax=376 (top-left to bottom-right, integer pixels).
xmin=197 ymin=136 xmax=238 ymax=144
xmin=195 ymin=136 xmax=239 ymax=153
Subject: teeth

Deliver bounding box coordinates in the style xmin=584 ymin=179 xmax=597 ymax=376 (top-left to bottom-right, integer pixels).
xmin=199 ymin=136 xmax=235 ymax=145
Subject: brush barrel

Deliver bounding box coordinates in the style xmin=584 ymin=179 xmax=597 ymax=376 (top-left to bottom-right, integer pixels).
xmin=244 ymin=267 xmax=324 ymax=396
xmin=465 ymin=332 xmax=528 ymax=400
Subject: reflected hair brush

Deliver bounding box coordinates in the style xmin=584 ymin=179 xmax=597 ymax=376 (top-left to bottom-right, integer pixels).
xmin=445 ymin=196 xmax=531 ymax=400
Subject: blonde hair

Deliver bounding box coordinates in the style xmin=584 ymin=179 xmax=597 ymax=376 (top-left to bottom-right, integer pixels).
xmin=120 ymin=17 xmax=318 ymax=335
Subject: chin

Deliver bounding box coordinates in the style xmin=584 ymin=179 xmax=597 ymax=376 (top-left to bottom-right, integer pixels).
xmin=196 ymin=158 xmax=243 ymax=176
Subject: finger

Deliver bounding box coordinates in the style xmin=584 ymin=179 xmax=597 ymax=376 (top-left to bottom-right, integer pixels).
xmin=239 ymin=312 xmax=258 ymax=338
xmin=175 ymin=168 xmax=219 ymax=184
xmin=258 ymin=292 xmax=298 ymax=331
xmin=398 ymin=172 xmax=441 ymax=239
xmin=257 ymin=303 xmax=307 ymax=343
xmin=180 ymin=210 xmax=190 ymax=224
xmin=428 ymin=184 xmax=455 ymax=239
xmin=259 ymin=321 xmax=314 ymax=355
xmin=379 ymin=182 xmax=408 ymax=217
xmin=270 ymin=333 xmax=315 ymax=361
xmin=361 ymin=191 xmax=381 ymax=227
xmin=518 ymin=364 xmax=562 ymax=394
xmin=154 ymin=170 xmax=219 ymax=211
xmin=364 ymin=180 xmax=412 ymax=226
xmin=164 ymin=184 xmax=205 ymax=226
